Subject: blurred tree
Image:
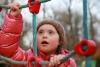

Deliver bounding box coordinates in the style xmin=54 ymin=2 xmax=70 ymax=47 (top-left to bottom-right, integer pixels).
xmin=88 ymin=1 xmax=100 ymax=67
xmin=50 ymin=0 xmax=81 ymax=50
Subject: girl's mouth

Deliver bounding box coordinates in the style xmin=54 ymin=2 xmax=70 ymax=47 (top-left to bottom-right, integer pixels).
xmin=41 ymin=41 xmax=49 ymax=44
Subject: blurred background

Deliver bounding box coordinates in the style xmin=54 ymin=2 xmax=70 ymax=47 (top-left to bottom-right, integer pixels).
xmin=0 ymin=0 xmax=100 ymax=67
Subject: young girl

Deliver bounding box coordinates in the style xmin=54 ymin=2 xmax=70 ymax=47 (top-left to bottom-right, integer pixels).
xmin=0 ymin=3 xmax=77 ymax=67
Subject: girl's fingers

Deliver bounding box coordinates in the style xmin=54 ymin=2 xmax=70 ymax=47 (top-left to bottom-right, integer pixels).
xmin=56 ymin=55 xmax=61 ymax=64
xmin=8 ymin=2 xmax=20 ymax=17
xmin=9 ymin=2 xmax=20 ymax=10
xmin=49 ymin=57 xmax=55 ymax=67
xmin=53 ymin=55 xmax=60 ymax=65
xmin=49 ymin=55 xmax=65 ymax=67
xmin=9 ymin=2 xmax=19 ymax=7
xmin=49 ymin=55 xmax=64 ymax=67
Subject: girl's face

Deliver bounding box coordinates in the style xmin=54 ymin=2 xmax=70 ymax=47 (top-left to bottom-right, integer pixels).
xmin=37 ymin=24 xmax=60 ymax=54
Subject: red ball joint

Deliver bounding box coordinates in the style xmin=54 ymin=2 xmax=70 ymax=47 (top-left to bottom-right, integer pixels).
xmin=0 ymin=8 xmax=2 ymax=12
xmin=28 ymin=56 xmax=41 ymax=67
xmin=74 ymin=39 xmax=96 ymax=56
xmin=28 ymin=0 xmax=41 ymax=14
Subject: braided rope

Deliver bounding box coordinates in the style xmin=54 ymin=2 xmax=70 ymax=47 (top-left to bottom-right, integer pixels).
xmin=0 ymin=0 xmax=51 ymax=9
xmin=83 ymin=0 xmax=91 ymax=67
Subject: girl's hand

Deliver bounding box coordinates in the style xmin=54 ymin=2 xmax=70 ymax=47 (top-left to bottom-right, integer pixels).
xmin=49 ymin=54 xmax=65 ymax=67
xmin=8 ymin=2 xmax=20 ymax=17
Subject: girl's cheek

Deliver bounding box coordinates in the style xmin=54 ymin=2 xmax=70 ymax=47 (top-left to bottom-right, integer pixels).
xmin=50 ymin=39 xmax=59 ymax=46
xmin=37 ymin=36 xmax=41 ymax=44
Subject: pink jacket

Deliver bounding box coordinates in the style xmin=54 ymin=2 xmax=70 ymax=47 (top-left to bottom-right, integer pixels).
xmin=0 ymin=13 xmax=76 ymax=67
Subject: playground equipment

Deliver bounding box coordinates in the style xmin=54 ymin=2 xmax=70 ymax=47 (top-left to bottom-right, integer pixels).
xmin=0 ymin=0 xmax=97 ymax=67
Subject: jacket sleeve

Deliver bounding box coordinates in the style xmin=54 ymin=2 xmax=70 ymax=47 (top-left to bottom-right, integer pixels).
xmin=0 ymin=13 xmax=23 ymax=58
xmin=0 ymin=13 xmax=34 ymax=67
xmin=59 ymin=49 xmax=77 ymax=67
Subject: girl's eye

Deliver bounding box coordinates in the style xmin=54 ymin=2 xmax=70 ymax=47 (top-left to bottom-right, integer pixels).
xmin=38 ymin=30 xmax=43 ymax=34
xmin=48 ymin=30 xmax=54 ymax=34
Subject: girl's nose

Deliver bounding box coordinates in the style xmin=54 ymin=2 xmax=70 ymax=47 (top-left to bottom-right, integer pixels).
xmin=43 ymin=33 xmax=48 ymax=39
